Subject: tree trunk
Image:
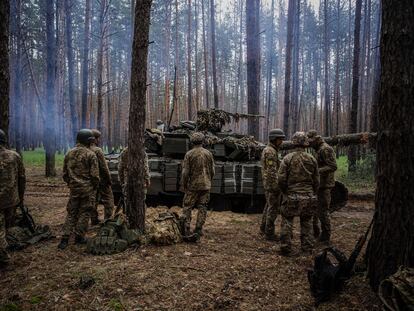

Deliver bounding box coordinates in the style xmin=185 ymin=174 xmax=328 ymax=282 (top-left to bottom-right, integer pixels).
xmin=348 ymin=0 xmax=362 ymax=172
xmin=45 ymin=0 xmax=56 ymax=177
xmin=265 ymin=0 xmax=276 ymax=136
xmin=201 ymin=0 xmax=209 ymax=109
xmin=246 ymin=0 xmax=261 ymax=139
xmin=210 ymin=0 xmax=219 ymax=108
xmin=0 ymin=0 xmax=9 ymax=139
xmin=291 ymin=0 xmax=300 ymax=133
xmin=370 ymin=1 xmax=381 ymax=134
xmin=164 ymin=0 xmax=172 ymax=123
xmin=283 ymin=0 xmax=295 ymax=137
xmin=81 ymin=0 xmax=91 ymax=128
xmin=96 ymin=0 xmax=107 ymax=135
xmin=12 ymin=0 xmax=22 ymax=154
xmin=128 ymin=0 xmax=152 ymax=232
xmin=187 ymin=0 xmax=192 ymax=120
xmin=366 ymin=0 xmax=414 ymax=290
xmin=323 ymin=0 xmax=330 ymax=136
xmin=64 ymin=0 xmax=77 ymax=143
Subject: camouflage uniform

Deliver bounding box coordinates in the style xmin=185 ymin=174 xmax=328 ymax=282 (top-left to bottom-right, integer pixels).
xmin=62 ymin=144 xmax=100 ymax=238
xmin=309 ymin=134 xmax=337 ymax=242
xmin=278 ymin=133 xmax=319 ymax=254
xmin=260 ymin=143 xmax=282 ymax=239
xmin=0 ymin=145 xmax=26 ymax=264
xmin=90 ymin=143 xmax=114 ymax=221
xmin=181 ymin=134 xmax=215 ymax=235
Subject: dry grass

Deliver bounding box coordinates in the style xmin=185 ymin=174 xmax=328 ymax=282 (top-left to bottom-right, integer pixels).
xmin=0 ymin=168 xmax=380 ymax=311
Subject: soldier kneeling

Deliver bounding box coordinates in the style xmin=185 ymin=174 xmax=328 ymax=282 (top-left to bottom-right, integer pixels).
xmin=277 ymin=132 xmax=320 ymax=255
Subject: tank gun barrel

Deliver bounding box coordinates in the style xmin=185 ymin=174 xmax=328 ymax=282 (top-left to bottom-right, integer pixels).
xmin=279 ymin=132 xmax=377 ymax=151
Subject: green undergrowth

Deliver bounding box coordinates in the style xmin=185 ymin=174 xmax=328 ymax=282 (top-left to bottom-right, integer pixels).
xmin=21 ymin=148 xmax=65 ymax=168
xmin=335 ymin=154 xmax=376 ymax=193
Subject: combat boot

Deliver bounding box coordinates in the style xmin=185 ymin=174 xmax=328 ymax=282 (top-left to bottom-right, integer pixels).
xmin=58 ymin=236 xmax=69 ymax=250
xmin=194 ymin=227 xmax=203 ymax=237
xmin=0 ymin=249 xmax=10 ymax=268
xmin=75 ymin=235 xmax=87 ymax=245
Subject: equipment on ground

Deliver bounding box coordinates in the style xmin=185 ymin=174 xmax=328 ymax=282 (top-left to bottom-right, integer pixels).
xmin=307 ymin=219 xmax=373 ymax=305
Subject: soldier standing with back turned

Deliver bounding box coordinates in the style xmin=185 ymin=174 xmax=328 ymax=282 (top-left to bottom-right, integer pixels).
xmin=58 ymin=129 xmax=99 ymax=250
xmin=307 ymin=130 xmax=337 ymax=243
xmin=0 ymin=129 xmax=26 ymax=267
xmin=90 ymin=129 xmax=114 ymax=223
xmin=278 ymin=132 xmax=319 ymax=255
xmin=260 ymin=128 xmax=285 ymax=240
xmin=181 ymin=132 xmax=215 ymax=237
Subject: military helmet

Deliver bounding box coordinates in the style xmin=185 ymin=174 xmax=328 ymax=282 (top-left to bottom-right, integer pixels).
xmin=307 ymin=129 xmax=322 ymax=143
xmin=91 ymin=129 xmax=101 ymax=139
xmin=292 ymin=131 xmax=309 ymax=147
xmin=269 ymin=128 xmax=285 ymax=141
xmin=0 ymin=129 xmax=6 ymax=145
xmin=190 ymin=132 xmax=205 ymax=145
xmin=76 ymin=129 xmax=95 ymax=145
xmin=156 ymin=120 xmax=164 ymax=125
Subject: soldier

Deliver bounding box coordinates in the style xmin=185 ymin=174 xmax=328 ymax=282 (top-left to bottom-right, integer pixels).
xmin=0 ymin=129 xmax=26 ymax=267
xmin=260 ymin=128 xmax=285 ymax=240
xmin=307 ymin=130 xmax=337 ymax=243
xmin=278 ymin=132 xmax=319 ymax=255
xmin=181 ymin=132 xmax=215 ymax=237
xmin=117 ymin=147 xmax=150 ymax=213
xmin=58 ymin=129 xmax=100 ymax=250
xmin=90 ymin=129 xmax=114 ymax=223
xmin=156 ymin=120 xmax=165 ymax=132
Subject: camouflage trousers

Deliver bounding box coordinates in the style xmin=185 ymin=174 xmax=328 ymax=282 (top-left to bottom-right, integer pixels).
xmin=182 ymin=190 xmax=210 ymax=234
xmin=280 ymin=215 xmax=314 ymax=253
xmin=313 ymin=188 xmax=332 ymax=241
xmin=260 ymin=190 xmax=281 ymax=237
xmin=62 ymin=193 xmax=95 ymax=237
xmin=91 ymin=184 xmax=115 ymax=221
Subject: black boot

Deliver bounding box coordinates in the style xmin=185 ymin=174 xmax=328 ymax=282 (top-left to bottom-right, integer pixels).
xmin=58 ymin=236 xmax=69 ymax=250
xmin=75 ymin=235 xmax=87 ymax=245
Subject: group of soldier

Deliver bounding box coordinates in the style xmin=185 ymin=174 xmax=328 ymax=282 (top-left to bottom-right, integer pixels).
xmin=260 ymin=129 xmax=337 ymax=255
xmin=0 ymin=123 xmax=336 ymax=268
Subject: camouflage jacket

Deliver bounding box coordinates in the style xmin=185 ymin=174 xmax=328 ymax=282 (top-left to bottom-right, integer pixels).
xmin=261 ymin=143 xmax=281 ymax=192
xmin=315 ymin=142 xmax=337 ymax=188
xmin=90 ymin=143 xmax=112 ymax=187
xmin=0 ymin=146 xmax=26 ymax=210
xmin=278 ymin=149 xmax=320 ymax=195
xmin=118 ymin=148 xmax=150 ymax=188
xmin=63 ymin=144 xmax=100 ymax=196
xmin=181 ymin=146 xmax=215 ymax=191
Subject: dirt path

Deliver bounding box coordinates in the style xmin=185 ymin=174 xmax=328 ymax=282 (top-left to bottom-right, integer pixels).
xmin=0 ymin=169 xmax=380 ymax=311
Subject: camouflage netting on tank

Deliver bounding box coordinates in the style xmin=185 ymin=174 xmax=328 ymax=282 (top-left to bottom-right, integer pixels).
xmin=221 ymin=135 xmax=264 ymax=159
xmin=196 ymin=109 xmax=264 ymax=133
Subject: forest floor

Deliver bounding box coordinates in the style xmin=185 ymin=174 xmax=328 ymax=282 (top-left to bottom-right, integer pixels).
xmin=0 ymin=167 xmax=380 ymax=311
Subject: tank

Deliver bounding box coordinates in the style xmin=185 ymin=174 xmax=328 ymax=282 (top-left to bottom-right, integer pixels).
xmin=106 ymin=109 xmax=351 ymax=213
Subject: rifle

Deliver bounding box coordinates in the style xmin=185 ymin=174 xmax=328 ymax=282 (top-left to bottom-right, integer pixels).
xmin=308 ymin=218 xmax=374 ymax=305
xmin=18 ymin=203 xmax=36 ymax=234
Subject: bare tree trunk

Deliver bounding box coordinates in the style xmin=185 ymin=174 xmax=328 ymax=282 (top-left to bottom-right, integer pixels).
xmin=334 ymin=0 xmax=341 ymax=135
xmin=283 ymin=0 xmax=295 ymax=136
xmin=323 ymin=0 xmax=330 ymax=136
xmin=366 ymin=0 xmax=414 ymax=290
xmin=246 ymin=0 xmax=260 ymax=139
xmin=291 ymin=0 xmax=300 ymax=133
xmin=348 ymin=0 xmax=362 ymax=172
xmin=265 ymin=0 xmax=275 ymax=136
xmin=210 ymin=0 xmax=219 ymax=108
xmin=64 ymin=0 xmax=77 ymax=143
xmin=370 ymin=1 xmax=381 ymax=134
xmin=81 ymin=0 xmax=91 ymax=128
xmin=164 ymin=0 xmax=172 ymax=123
xmin=0 ymin=0 xmax=10 ymax=139
xmin=187 ymin=0 xmax=192 ymax=120
xmin=96 ymin=0 xmax=107 ymax=135
xmin=128 ymin=0 xmax=152 ymax=232
xmin=45 ymin=0 xmax=56 ymax=177
xmin=201 ymin=0 xmax=209 ymax=108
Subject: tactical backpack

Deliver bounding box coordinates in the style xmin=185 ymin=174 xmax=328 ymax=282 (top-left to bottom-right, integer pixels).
xmin=87 ymin=216 xmax=142 ymax=255
xmin=379 ymin=267 xmax=414 ymax=311
xmin=147 ymin=212 xmax=183 ymax=245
